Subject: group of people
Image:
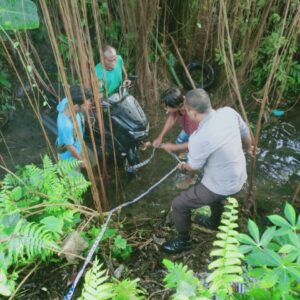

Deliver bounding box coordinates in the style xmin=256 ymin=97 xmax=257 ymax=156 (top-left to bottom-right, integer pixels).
xmin=56 ymin=45 xmax=129 ymax=166
xmin=56 ymin=45 xmax=253 ymax=255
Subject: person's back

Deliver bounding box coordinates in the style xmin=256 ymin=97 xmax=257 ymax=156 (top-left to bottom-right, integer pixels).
xmin=161 ymin=88 xmax=253 ymax=254
xmin=188 ymin=107 xmax=247 ymax=195
xmin=56 ymin=86 xmax=92 ymax=163
xmin=56 ymin=98 xmax=84 ymax=160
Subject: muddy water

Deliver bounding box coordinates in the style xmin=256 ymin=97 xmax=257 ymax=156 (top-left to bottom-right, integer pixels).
xmin=0 ymin=103 xmax=299 ymax=218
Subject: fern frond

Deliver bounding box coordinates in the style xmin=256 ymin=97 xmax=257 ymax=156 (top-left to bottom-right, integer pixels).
xmin=22 ymin=165 xmax=44 ymax=188
xmin=206 ymin=197 xmax=244 ymax=297
xmin=113 ymin=278 xmax=146 ymax=300
xmin=7 ymin=220 xmax=59 ymax=263
xmin=1 ymin=173 xmax=20 ymax=190
xmin=79 ymin=258 xmax=114 ymax=300
xmin=42 ymin=155 xmax=55 ymax=173
xmin=57 ymin=159 xmax=81 ymax=176
xmin=163 ymin=259 xmax=211 ymax=300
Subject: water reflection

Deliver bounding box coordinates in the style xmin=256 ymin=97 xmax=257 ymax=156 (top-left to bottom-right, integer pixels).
xmin=257 ymin=121 xmax=300 ymax=183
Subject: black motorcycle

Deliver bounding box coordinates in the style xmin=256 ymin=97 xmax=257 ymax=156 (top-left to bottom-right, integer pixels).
xmin=42 ymin=84 xmax=149 ymax=168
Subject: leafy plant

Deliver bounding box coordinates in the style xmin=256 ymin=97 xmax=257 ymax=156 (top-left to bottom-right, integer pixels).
xmin=0 ymin=156 xmax=90 ymax=296
xmin=238 ymin=202 xmax=300 ymax=298
xmin=87 ymin=225 xmax=132 ymax=260
xmin=206 ymin=197 xmax=244 ymax=299
xmin=163 ymin=198 xmax=244 ymax=300
xmin=163 ymin=259 xmax=210 ymax=300
xmin=0 ymin=0 xmax=39 ymax=30
xmin=112 ymin=278 xmax=145 ymax=300
xmin=79 ymin=257 xmax=145 ymax=300
xmin=79 ymin=258 xmax=115 ymax=300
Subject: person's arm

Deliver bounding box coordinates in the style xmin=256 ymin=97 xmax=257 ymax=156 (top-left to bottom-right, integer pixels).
xmin=65 ymin=145 xmax=82 ymax=160
xmin=178 ymin=161 xmax=194 ymax=172
xmin=65 ymin=145 xmax=86 ymax=168
xmin=242 ymin=134 xmax=255 ymax=156
xmin=160 ymin=142 xmax=188 ymax=152
xmin=153 ymin=114 xmax=177 ymax=147
xmin=122 ymin=64 xmax=131 ymax=87
xmin=235 ymin=111 xmax=255 ymax=156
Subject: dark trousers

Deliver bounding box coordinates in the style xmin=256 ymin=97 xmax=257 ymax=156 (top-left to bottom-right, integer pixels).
xmin=172 ymin=182 xmax=227 ymax=236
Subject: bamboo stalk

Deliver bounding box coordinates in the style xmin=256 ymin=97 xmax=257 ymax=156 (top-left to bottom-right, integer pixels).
xmin=169 ymin=34 xmax=196 ymax=89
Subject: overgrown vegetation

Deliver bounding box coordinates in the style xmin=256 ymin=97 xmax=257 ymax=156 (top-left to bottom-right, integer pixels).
xmin=77 ymin=199 xmax=300 ymax=299
xmin=162 ymin=199 xmax=300 ymax=300
xmin=0 ymin=0 xmax=299 ymax=298
xmin=0 ymin=156 xmax=90 ymax=296
xmin=0 ymin=156 xmax=136 ymax=298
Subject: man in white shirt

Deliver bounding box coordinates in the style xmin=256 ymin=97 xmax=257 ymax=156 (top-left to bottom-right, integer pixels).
xmin=162 ymin=88 xmax=253 ymax=254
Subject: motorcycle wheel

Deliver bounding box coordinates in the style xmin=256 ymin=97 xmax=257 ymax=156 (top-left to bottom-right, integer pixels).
xmin=182 ymin=61 xmax=215 ymax=90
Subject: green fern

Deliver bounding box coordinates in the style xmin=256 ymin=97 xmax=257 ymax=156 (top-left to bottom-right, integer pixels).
xmin=57 ymin=158 xmax=82 ymax=176
xmin=113 ymin=278 xmax=145 ymax=300
xmin=79 ymin=258 xmax=115 ymax=300
xmin=163 ymin=259 xmax=211 ymax=300
xmin=0 ymin=156 xmax=92 ymax=297
xmin=206 ymin=197 xmax=244 ymax=298
xmin=7 ymin=220 xmax=59 ymax=263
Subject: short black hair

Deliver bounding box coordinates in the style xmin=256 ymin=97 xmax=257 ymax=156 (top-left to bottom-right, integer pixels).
xmin=161 ymin=87 xmax=184 ymax=108
xmin=185 ymin=88 xmax=211 ymax=113
xmin=70 ymin=85 xmax=93 ymax=105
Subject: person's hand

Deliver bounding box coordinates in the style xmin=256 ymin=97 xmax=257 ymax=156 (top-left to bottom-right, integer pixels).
xmin=247 ymin=145 xmax=258 ymax=157
xmin=160 ymin=143 xmax=177 ymax=152
xmin=153 ymin=136 xmax=163 ymax=148
xmin=123 ymin=79 xmax=132 ymax=88
xmin=79 ymin=160 xmax=86 ymax=169
xmin=178 ymin=161 xmax=187 ymax=170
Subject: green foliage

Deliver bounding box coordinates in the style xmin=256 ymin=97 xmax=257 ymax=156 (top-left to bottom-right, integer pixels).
xmin=0 ymin=0 xmax=39 ymax=30
xmin=207 ymin=197 xmax=244 ymax=299
xmin=7 ymin=220 xmax=59 ymax=263
xmin=163 ymin=259 xmax=211 ymax=300
xmin=163 ymin=200 xmax=300 ymax=299
xmin=163 ymin=198 xmax=244 ymax=299
xmin=79 ymin=258 xmax=114 ymax=300
xmin=87 ymin=225 xmax=132 ymax=260
xmin=112 ymin=278 xmax=145 ymax=300
xmin=238 ymin=202 xmax=300 ymax=298
xmin=0 ymin=67 xmax=14 ymax=114
xmin=79 ymin=258 xmax=145 ymax=300
xmin=0 ymin=156 xmax=90 ymax=296
xmin=112 ymin=234 xmax=132 ymax=260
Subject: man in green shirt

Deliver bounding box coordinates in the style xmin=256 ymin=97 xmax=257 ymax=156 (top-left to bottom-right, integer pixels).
xmin=95 ymin=45 xmax=131 ymax=97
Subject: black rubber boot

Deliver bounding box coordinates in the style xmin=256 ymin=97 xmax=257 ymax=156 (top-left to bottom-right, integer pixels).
xmin=162 ymin=234 xmax=192 ymax=254
xmin=194 ymin=201 xmax=225 ymax=230
xmin=194 ymin=214 xmax=219 ymax=230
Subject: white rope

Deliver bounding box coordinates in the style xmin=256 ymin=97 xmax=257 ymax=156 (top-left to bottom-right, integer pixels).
xmin=64 ymin=152 xmax=180 ymax=300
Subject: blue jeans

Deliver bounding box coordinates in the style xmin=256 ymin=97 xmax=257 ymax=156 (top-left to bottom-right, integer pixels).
xmin=176 ymin=130 xmax=189 ymax=144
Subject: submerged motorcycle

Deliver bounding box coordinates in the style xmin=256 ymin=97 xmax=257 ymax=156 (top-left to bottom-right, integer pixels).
xmin=42 ymin=84 xmax=149 ymax=167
